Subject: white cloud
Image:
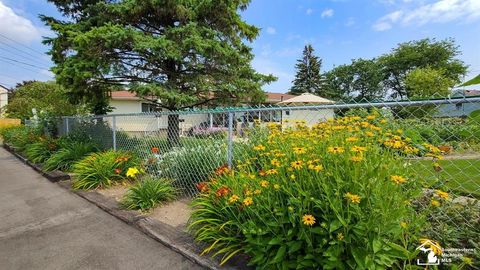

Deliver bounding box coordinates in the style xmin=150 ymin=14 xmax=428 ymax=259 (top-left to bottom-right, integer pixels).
xmin=266 ymin=26 xmax=276 ymax=35
xmin=373 ymin=21 xmax=392 ymax=31
xmin=306 ymin=8 xmax=313 ymax=15
xmin=0 ymin=1 xmax=42 ymax=43
xmin=345 ymin=17 xmax=355 ymax=27
xmin=321 ymin=8 xmax=334 ymax=18
xmin=373 ymin=0 xmax=480 ymax=31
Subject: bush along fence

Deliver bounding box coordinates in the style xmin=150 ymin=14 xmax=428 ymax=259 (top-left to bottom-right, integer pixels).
xmin=2 ymin=97 xmax=479 ymax=269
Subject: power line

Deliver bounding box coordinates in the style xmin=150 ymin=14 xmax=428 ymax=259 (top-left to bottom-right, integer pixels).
xmin=0 ymin=33 xmax=46 ymax=56
xmin=0 ymin=40 xmax=51 ymax=67
xmin=0 ymin=48 xmax=50 ymax=69
xmin=0 ymin=56 xmax=49 ymax=70
xmin=0 ymin=58 xmax=52 ymax=77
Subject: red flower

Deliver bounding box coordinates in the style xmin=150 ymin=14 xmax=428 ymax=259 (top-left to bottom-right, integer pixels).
xmin=151 ymin=147 xmax=159 ymax=153
xmin=215 ymin=186 xmax=231 ymax=198
xmin=114 ymin=168 xmax=122 ymax=174
xmin=215 ymin=164 xmax=230 ymax=175
xmin=196 ymin=182 xmax=210 ymax=193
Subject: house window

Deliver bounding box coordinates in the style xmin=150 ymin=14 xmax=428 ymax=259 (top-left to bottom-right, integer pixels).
xmin=141 ymin=103 xmax=159 ymax=112
xmin=455 ymin=103 xmax=462 ymax=110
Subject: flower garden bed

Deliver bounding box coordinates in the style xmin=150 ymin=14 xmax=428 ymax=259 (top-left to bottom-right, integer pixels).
xmin=1 ymin=112 xmax=479 ymax=269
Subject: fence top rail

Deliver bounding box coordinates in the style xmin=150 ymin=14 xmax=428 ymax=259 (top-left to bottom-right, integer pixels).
xmin=62 ymin=96 xmax=480 ymax=119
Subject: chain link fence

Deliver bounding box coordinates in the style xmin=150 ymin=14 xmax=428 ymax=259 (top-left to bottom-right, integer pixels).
xmin=59 ymin=97 xmax=480 ymax=202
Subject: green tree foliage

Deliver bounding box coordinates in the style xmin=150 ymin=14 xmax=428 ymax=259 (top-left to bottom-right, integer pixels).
xmin=322 ymin=38 xmax=467 ymax=101
xmin=5 ymin=81 xmax=79 ymax=120
xmin=379 ymin=38 xmax=467 ymax=99
xmin=323 ymin=64 xmax=354 ymax=100
xmin=404 ymin=67 xmax=453 ymax=99
xmin=41 ymin=0 xmax=275 ymax=144
xmin=289 ymin=44 xmax=325 ymax=96
xmin=323 ymin=59 xmax=384 ymax=101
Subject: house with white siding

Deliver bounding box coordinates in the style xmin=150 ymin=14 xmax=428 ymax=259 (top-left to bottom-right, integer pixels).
xmin=0 ymin=85 xmax=9 ymax=117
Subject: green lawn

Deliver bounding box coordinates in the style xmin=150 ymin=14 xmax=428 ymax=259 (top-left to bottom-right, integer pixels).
xmin=408 ymin=159 xmax=480 ymax=198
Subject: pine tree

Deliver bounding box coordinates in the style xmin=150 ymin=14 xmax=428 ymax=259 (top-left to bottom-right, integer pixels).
xmin=289 ymin=44 xmax=324 ymax=95
xmin=41 ymin=0 xmax=275 ymax=145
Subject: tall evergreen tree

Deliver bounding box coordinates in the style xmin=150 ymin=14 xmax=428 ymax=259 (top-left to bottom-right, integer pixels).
xmin=289 ymin=44 xmax=324 ymax=95
xmin=41 ymin=0 xmax=275 ymax=144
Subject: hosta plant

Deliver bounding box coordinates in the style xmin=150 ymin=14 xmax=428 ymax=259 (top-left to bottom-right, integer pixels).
xmin=189 ymin=115 xmax=427 ymax=269
xmin=72 ymin=150 xmax=140 ymax=190
xmin=122 ymin=177 xmax=177 ymax=211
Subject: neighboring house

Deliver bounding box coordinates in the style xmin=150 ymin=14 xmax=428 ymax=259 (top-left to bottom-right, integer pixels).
xmin=108 ymin=91 xmax=300 ymax=136
xmin=0 ymin=85 xmax=9 ymax=117
xmin=435 ymin=90 xmax=480 ymax=117
xmin=277 ymin=93 xmax=335 ymax=126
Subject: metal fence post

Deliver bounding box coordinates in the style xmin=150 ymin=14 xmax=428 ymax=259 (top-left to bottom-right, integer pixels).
xmin=227 ymin=111 xmax=233 ymax=168
xmin=112 ymin=116 xmax=117 ymax=151
xmin=64 ymin=117 xmax=69 ymax=135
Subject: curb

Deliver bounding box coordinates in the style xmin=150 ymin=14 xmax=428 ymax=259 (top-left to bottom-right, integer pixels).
xmin=3 ymin=144 xmax=70 ymax=182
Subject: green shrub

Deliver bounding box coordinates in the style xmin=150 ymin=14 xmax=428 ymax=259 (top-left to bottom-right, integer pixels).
xmin=72 ymin=150 xmax=140 ymax=190
xmin=122 ymin=177 xmax=176 ymax=211
xmin=189 ymin=116 xmax=425 ymax=268
xmin=0 ymin=125 xmax=41 ymax=151
xmin=24 ymin=138 xmax=59 ymax=164
xmin=43 ymin=141 xmax=98 ymax=172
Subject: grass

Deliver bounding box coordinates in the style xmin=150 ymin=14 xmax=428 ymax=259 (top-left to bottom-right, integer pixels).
xmin=408 ymin=159 xmax=480 ymax=198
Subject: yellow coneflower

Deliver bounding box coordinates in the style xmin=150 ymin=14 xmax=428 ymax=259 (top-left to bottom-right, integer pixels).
xmin=327 ymin=146 xmax=344 ymax=154
xmin=350 ymin=156 xmax=363 ymax=162
xmin=431 ymin=199 xmax=441 ymax=207
xmin=293 ymin=147 xmax=307 ymax=154
xmin=390 ymin=175 xmax=407 ymax=184
xmin=228 ymin=195 xmax=239 ymax=203
xmin=260 ymin=180 xmax=269 ymax=188
xmin=254 ymin=189 xmax=262 ymax=195
xmin=243 ymin=197 xmax=253 ymax=206
xmin=290 ymin=160 xmax=303 ymax=170
xmin=265 ymin=169 xmax=278 ymax=175
xmin=302 ymin=214 xmax=316 ymax=226
xmin=435 ymin=190 xmax=449 ymax=200
xmin=270 ymin=159 xmax=281 ymax=167
xmin=345 ymin=192 xmax=361 ymax=204
xmin=351 ymin=146 xmax=367 ymax=153
xmin=346 ymin=136 xmax=358 ymax=142
xmin=253 ymin=145 xmax=266 ymax=151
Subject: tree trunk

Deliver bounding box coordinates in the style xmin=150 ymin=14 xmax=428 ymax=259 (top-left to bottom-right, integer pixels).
xmin=167 ymin=114 xmax=180 ymax=147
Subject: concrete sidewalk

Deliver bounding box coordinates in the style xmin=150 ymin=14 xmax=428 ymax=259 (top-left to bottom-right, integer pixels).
xmin=0 ymin=147 xmax=203 ymax=270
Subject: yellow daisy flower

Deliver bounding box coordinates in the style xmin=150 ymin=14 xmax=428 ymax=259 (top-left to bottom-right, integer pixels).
xmin=390 ymin=175 xmax=407 ymax=184
xmin=228 ymin=195 xmax=239 ymax=203
xmin=302 ymin=214 xmax=316 ymax=226
xmin=243 ymin=197 xmax=253 ymax=206
xmin=327 ymin=146 xmax=344 ymax=154
xmin=290 ymin=160 xmax=303 ymax=170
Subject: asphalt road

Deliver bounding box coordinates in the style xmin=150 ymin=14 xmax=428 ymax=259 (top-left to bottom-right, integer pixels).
xmin=0 ymin=147 xmax=203 ymax=270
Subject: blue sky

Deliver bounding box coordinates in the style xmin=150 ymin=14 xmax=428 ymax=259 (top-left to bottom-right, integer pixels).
xmin=0 ymin=0 xmax=479 ymax=92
